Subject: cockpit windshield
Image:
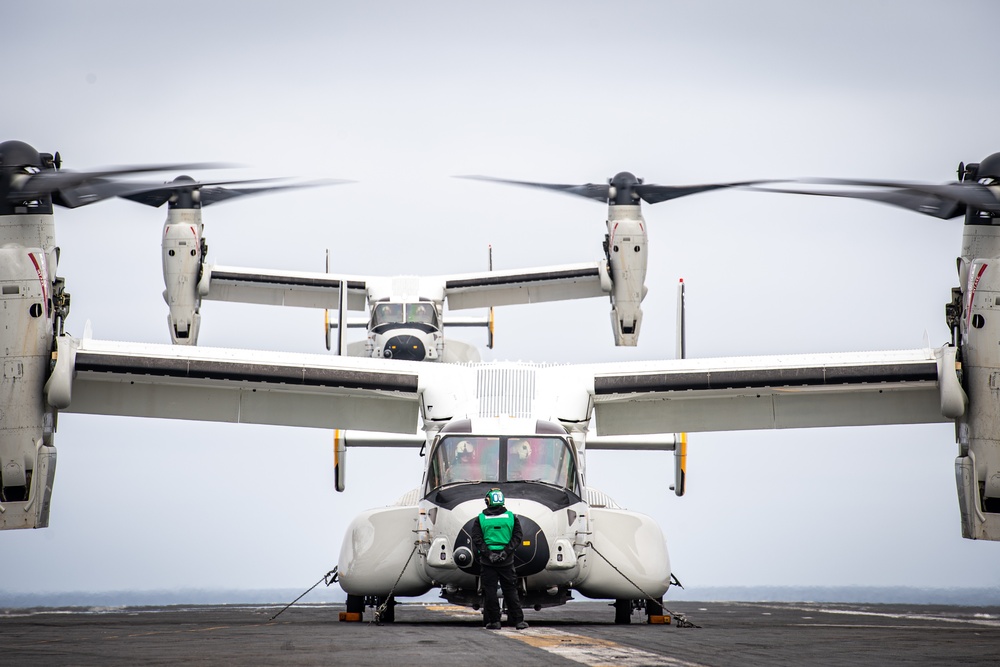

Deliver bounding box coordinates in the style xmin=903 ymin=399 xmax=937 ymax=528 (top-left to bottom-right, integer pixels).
xmin=426 ymin=435 xmax=577 ymax=492
xmin=371 ymin=302 xmax=438 ymax=327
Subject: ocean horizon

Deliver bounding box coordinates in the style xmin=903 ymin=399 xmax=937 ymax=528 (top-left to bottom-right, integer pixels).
xmin=3 ymin=586 xmax=998 ymax=610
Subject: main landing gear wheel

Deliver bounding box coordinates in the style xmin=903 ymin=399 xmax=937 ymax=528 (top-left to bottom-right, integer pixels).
xmin=613 ymin=599 xmax=632 ymax=624
xmin=646 ymin=598 xmax=664 ymax=623
xmin=345 ymin=594 xmax=365 ymax=615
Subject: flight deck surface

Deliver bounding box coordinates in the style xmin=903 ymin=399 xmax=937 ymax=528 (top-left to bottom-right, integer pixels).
xmin=2 ymin=600 xmax=999 ymax=666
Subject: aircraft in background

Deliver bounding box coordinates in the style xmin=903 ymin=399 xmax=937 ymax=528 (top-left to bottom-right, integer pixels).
xmin=197 ymin=255 xmax=613 ymax=362
xmin=130 ymin=171 xmax=763 ymax=360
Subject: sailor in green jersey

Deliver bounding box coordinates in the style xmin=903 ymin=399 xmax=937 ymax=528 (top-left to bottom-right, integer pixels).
xmin=469 ymin=488 xmax=527 ymax=630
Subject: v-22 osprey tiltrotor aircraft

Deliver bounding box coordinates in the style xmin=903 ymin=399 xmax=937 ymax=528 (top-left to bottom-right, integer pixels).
xmin=115 ymin=169 xmax=613 ymax=362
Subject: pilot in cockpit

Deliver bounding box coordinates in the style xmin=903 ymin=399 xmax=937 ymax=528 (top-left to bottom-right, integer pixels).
xmin=375 ymin=303 xmax=403 ymax=325
xmin=507 ymin=438 xmax=532 ymax=480
xmin=408 ymin=303 xmax=435 ymax=324
xmin=451 ymin=440 xmax=478 ymax=482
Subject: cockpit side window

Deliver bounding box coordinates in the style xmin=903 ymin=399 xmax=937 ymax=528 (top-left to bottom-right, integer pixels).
xmin=372 ymin=303 xmax=404 ymax=326
xmin=507 ymin=437 xmax=577 ymax=491
xmin=406 ymin=302 xmax=437 ymax=326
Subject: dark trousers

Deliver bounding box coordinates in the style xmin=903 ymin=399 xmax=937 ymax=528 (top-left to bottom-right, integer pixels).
xmin=480 ymin=564 xmax=523 ymax=625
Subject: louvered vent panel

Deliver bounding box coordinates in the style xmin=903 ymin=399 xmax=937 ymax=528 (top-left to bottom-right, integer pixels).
xmin=475 ymin=365 xmax=536 ymax=418
xmin=391 ymin=276 xmax=420 ymax=296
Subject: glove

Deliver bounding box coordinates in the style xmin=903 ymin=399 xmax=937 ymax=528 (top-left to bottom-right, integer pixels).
xmin=489 ymin=551 xmax=503 ymax=564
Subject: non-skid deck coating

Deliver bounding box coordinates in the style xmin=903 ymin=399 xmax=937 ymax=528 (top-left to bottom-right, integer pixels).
xmin=2 ymin=600 xmax=999 ymax=666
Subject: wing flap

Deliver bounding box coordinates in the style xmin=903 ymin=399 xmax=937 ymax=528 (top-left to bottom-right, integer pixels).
xmin=444 ymin=263 xmax=609 ymax=310
xmin=59 ymin=339 xmax=420 ymax=434
xmin=203 ymin=265 xmax=368 ymax=310
xmin=591 ymin=348 xmax=951 ymax=435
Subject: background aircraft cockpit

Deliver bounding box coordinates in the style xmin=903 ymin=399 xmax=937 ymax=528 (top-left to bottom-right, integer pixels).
xmin=370 ymin=301 xmax=440 ymax=330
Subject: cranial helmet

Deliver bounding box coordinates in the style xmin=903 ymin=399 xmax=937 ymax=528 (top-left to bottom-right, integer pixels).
xmin=513 ymin=440 xmax=532 ymax=460
xmin=485 ymin=488 xmax=505 ymax=508
xmin=456 ymin=440 xmax=474 ymax=455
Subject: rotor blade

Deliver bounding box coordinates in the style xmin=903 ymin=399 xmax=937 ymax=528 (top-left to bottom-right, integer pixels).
xmin=800 ymin=178 xmax=1000 ymax=214
xmin=750 ymin=184 xmax=966 ymax=220
xmin=456 ymin=175 xmax=610 ymax=202
xmin=200 ymin=179 xmax=351 ymax=207
xmin=118 ymin=187 xmax=173 ymax=208
xmin=118 ymin=178 xmax=352 ymax=208
xmin=116 ymin=177 xmax=284 ymax=208
xmin=51 ymin=177 xmax=175 ymax=209
xmin=633 ymin=180 xmax=770 ymax=205
xmin=13 ymin=163 xmax=233 ymax=202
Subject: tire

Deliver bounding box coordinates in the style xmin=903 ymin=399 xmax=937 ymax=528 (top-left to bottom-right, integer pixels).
xmin=646 ymin=597 xmax=664 ymax=621
xmin=345 ymin=594 xmax=365 ymax=615
xmin=614 ymin=599 xmax=631 ymax=624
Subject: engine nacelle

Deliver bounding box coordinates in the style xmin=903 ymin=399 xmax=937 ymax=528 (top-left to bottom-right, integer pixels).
xmin=0 ymin=247 xmax=57 ymax=529
xmin=162 ymin=210 xmax=204 ymax=345
xmin=956 ymin=256 xmax=1000 ymax=539
xmin=605 ymin=206 xmax=648 ymax=346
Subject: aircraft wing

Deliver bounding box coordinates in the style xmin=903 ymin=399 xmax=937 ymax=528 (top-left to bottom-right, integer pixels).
xmin=201 ymin=264 xmax=369 ymax=311
xmin=442 ymin=261 xmax=611 ymax=310
xmin=47 ymin=336 xmax=422 ymax=434
xmin=199 ymin=261 xmax=610 ymax=313
xmin=583 ymin=347 xmax=962 ymax=436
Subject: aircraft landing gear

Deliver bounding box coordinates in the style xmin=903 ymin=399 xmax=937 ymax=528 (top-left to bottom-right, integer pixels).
xmin=613 ymin=598 xmax=666 ymax=624
xmin=645 ymin=598 xmax=664 ymax=622
xmin=342 ymin=594 xmax=396 ymax=622
xmin=346 ymin=594 xmax=365 ymax=615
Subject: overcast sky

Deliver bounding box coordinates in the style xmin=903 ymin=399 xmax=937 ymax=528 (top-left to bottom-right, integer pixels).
xmin=4 ymin=1 xmax=1000 ymax=600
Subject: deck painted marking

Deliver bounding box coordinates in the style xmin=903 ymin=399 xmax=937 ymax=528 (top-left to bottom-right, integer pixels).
xmin=425 ymin=604 xmax=707 ymax=667
xmin=506 ymin=627 xmax=707 ymax=667
xmin=751 ymin=603 xmax=1000 ymax=629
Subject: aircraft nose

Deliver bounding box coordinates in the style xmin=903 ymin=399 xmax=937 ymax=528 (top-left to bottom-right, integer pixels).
xmin=382 ymin=334 xmax=426 ymax=361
